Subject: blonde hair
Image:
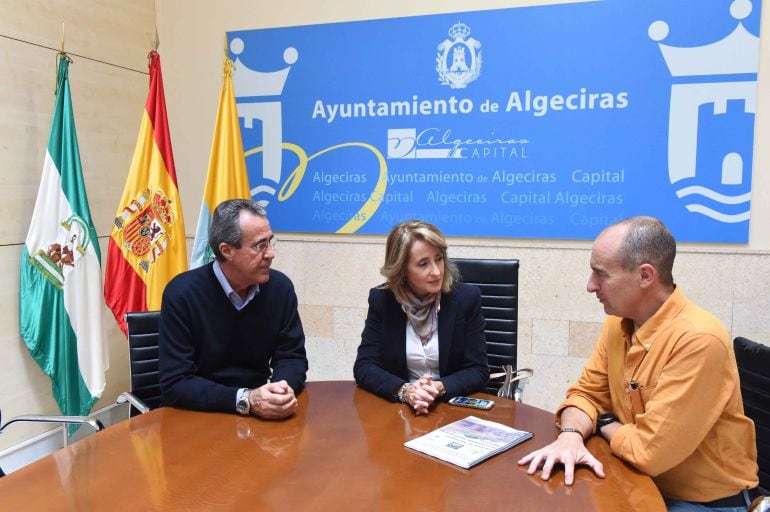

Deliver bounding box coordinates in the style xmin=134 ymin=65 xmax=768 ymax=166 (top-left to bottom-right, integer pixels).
xmin=380 ymin=220 xmax=459 ymax=304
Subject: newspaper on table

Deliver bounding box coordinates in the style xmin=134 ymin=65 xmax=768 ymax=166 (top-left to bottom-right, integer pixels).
xmin=404 ymin=415 xmax=533 ymax=469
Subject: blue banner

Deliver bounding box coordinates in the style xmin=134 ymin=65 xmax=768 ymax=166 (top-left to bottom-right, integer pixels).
xmin=228 ymin=0 xmax=761 ymax=242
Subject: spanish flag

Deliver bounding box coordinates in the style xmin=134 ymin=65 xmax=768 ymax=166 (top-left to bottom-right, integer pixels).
xmin=104 ymin=51 xmax=187 ymax=335
xmin=190 ymin=57 xmax=251 ymax=268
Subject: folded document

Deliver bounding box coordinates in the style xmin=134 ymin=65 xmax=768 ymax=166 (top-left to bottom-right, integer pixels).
xmin=404 ymin=415 xmax=533 ymax=469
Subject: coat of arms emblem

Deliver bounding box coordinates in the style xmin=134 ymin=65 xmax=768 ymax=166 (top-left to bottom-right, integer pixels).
xmin=29 ymin=215 xmax=91 ymax=289
xmin=114 ymin=188 xmax=177 ymax=272
xmin=436 ymin=22 xmax=482 ymax=89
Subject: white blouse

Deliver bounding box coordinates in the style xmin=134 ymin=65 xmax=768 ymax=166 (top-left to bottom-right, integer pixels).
xmin=405 ymin=322 xmax=440 ymax=382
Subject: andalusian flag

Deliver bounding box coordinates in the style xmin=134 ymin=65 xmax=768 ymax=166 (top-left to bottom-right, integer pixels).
xmin=190 ymin=57 xmax=251 ymax=268
xmin=104 ymin=51 xmax=187 ymax=335
xmin=19 ymin=54 xmax=108 ymax=419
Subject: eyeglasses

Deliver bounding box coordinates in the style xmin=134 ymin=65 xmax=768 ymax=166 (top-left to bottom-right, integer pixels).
xmin=249 ymin=235 xmax=277 ymax=255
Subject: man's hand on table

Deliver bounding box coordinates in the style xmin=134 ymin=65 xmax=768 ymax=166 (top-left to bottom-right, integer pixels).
xmin=249 ymin=380 xmax=297 ymax=419
xmin=517 ymin=406 xmax=605 ymax=485
xmin=517 ymin=431 xmax=605 ymax=485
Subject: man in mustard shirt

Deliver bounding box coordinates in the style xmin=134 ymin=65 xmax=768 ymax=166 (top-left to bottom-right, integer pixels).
xmin=519 ymin=216 xmax=759 ymax=511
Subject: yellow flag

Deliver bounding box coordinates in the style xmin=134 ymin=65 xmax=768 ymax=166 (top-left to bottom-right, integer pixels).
xmin=191 ymin=58 xmax=251 ymax=268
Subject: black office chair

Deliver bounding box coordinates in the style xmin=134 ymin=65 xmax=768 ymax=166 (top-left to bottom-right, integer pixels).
xmin=0 ymin=408 xmax=104 ymax=477
xmin=116 ymin=311 xmax=161 ymax=416
xmin=453 ymin=258 xmax=530 ymax=398
xmin=734 ymin=336 xmax=770 ymax=494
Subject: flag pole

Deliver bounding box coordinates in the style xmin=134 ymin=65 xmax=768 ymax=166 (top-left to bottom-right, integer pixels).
xmin=55 ymin=22 xmax=66 ymax=94
xmin=153 ymin=22 xmax=159 ymax=52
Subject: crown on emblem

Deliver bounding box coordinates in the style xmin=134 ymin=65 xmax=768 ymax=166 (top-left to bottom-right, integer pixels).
xmin=649 ymin=0 xmax=758 ymax=77
xmin=448 ymin=22 xmax=471 ymax=41
xmin=229 ymin=38 xmax=298 ymax=98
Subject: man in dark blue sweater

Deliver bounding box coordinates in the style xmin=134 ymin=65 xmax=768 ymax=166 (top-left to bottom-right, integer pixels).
xmin=159 ymin=199 xmax=307 ymax=419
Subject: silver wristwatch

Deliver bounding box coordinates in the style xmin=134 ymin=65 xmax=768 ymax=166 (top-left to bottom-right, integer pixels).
xmin=236 ymin=389 xmax=252 ymax=416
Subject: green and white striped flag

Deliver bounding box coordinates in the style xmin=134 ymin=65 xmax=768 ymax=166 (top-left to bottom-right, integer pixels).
xmin=19 ymin=54 xmax=108 ymax=423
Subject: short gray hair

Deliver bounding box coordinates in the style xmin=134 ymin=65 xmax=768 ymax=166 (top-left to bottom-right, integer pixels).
xmin=209 ymin=199 xmax=266 ymax=261
xmin=614 ymin=216 xmax=676 ymax=286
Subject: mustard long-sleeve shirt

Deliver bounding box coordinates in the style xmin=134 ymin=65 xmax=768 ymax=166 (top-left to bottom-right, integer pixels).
xmin=557 ymin=287 xmax=758 ymax=502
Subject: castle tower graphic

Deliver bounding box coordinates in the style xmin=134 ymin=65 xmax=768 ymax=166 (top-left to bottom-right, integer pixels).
xmin=230 ymin=38 xmax=298 ymax=206
xmin=450 ymin=45 xmax=469 ymax=74
xmin=649 ymin=0 xmax=758 ymax=223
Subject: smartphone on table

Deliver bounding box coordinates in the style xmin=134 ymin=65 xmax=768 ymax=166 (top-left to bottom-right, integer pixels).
xmin=447 ymin=396 xmax=495 ymax=410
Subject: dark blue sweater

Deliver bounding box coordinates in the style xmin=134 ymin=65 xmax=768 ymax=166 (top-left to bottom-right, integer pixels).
xmin=159 ymin=263 xmax=307 ymax=413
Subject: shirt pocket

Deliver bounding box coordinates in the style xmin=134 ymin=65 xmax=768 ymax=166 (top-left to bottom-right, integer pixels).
xmin=639 ymin=382 xmax=656 ymax=405
xmin=628 ymin=381 xmax=656 ymax=419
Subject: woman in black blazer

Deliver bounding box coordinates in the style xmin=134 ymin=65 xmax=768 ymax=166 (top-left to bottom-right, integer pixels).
xmin=354 ymin=220 xmax=489 ymax=414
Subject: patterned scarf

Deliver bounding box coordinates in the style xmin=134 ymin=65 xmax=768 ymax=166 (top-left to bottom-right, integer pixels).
xmin=400 ymin=289 xmax=441 ymax=344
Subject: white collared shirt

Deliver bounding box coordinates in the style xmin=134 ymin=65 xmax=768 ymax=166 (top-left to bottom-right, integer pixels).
xmin=212 ymin=260 xmax=259 ymax=311
xmin=405 ymin=323 xmax=440 ymax=382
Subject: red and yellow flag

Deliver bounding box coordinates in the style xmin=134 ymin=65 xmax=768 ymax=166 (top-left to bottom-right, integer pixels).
xmin=105 ymin=51 xmax=187 ymax=335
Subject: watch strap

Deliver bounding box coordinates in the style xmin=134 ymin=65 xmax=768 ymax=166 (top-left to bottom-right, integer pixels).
xmin=596 ymin=412 xmax=618 ymax=434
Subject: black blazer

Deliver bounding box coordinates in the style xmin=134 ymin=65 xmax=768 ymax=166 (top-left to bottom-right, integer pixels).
xmin=353 ymin=283 xmax=489 ymax=402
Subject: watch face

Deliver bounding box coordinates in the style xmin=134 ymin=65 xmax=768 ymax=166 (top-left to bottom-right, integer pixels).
xmin=237 ymin=397 xmax=250 ymax=415
xmin=597 ymin=413 xmax=617 ymax=428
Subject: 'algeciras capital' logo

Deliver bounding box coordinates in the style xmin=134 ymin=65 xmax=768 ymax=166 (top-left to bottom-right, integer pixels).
xmin=650 ymin=0 xmax=757 ymax=224
xmin=387 ymin=127 xmax=528 ymax=160
xmin=436 ymin=22 xmax=482 ymax=89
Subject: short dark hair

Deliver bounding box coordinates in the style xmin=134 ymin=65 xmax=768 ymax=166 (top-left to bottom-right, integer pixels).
xmin=209 ymin=199 xmax=266 ymax=261
xmin=615 ymin=216 xmax=676 ymax=286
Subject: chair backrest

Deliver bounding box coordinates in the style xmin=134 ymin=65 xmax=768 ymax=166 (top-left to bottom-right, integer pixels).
xmin=126 ymin=311 xmax=162 ymax=415
xmin=734 ymin=336 xmax=770 ymax=494
xmin=453 ymin=258 xmax=519 ymax=395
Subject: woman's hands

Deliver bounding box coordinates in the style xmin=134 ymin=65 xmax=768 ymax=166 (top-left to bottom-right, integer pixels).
xmin=405 ymin=375 xmax=445 ymax=415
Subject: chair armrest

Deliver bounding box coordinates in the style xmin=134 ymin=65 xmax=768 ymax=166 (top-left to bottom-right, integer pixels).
xmin=490 ymin=367 xmax=534 ymax=402
xmin=0 ymin=414 xmax=104 ymax=434
xmin=749 ymin=495 xmax=769 ymax=512
xmin=115 ymin=392 xmax=151 ymax=414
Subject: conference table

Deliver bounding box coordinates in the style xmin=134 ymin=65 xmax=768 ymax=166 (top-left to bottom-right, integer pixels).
xmin=0 ymin=381 xmax=665 ymax=511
